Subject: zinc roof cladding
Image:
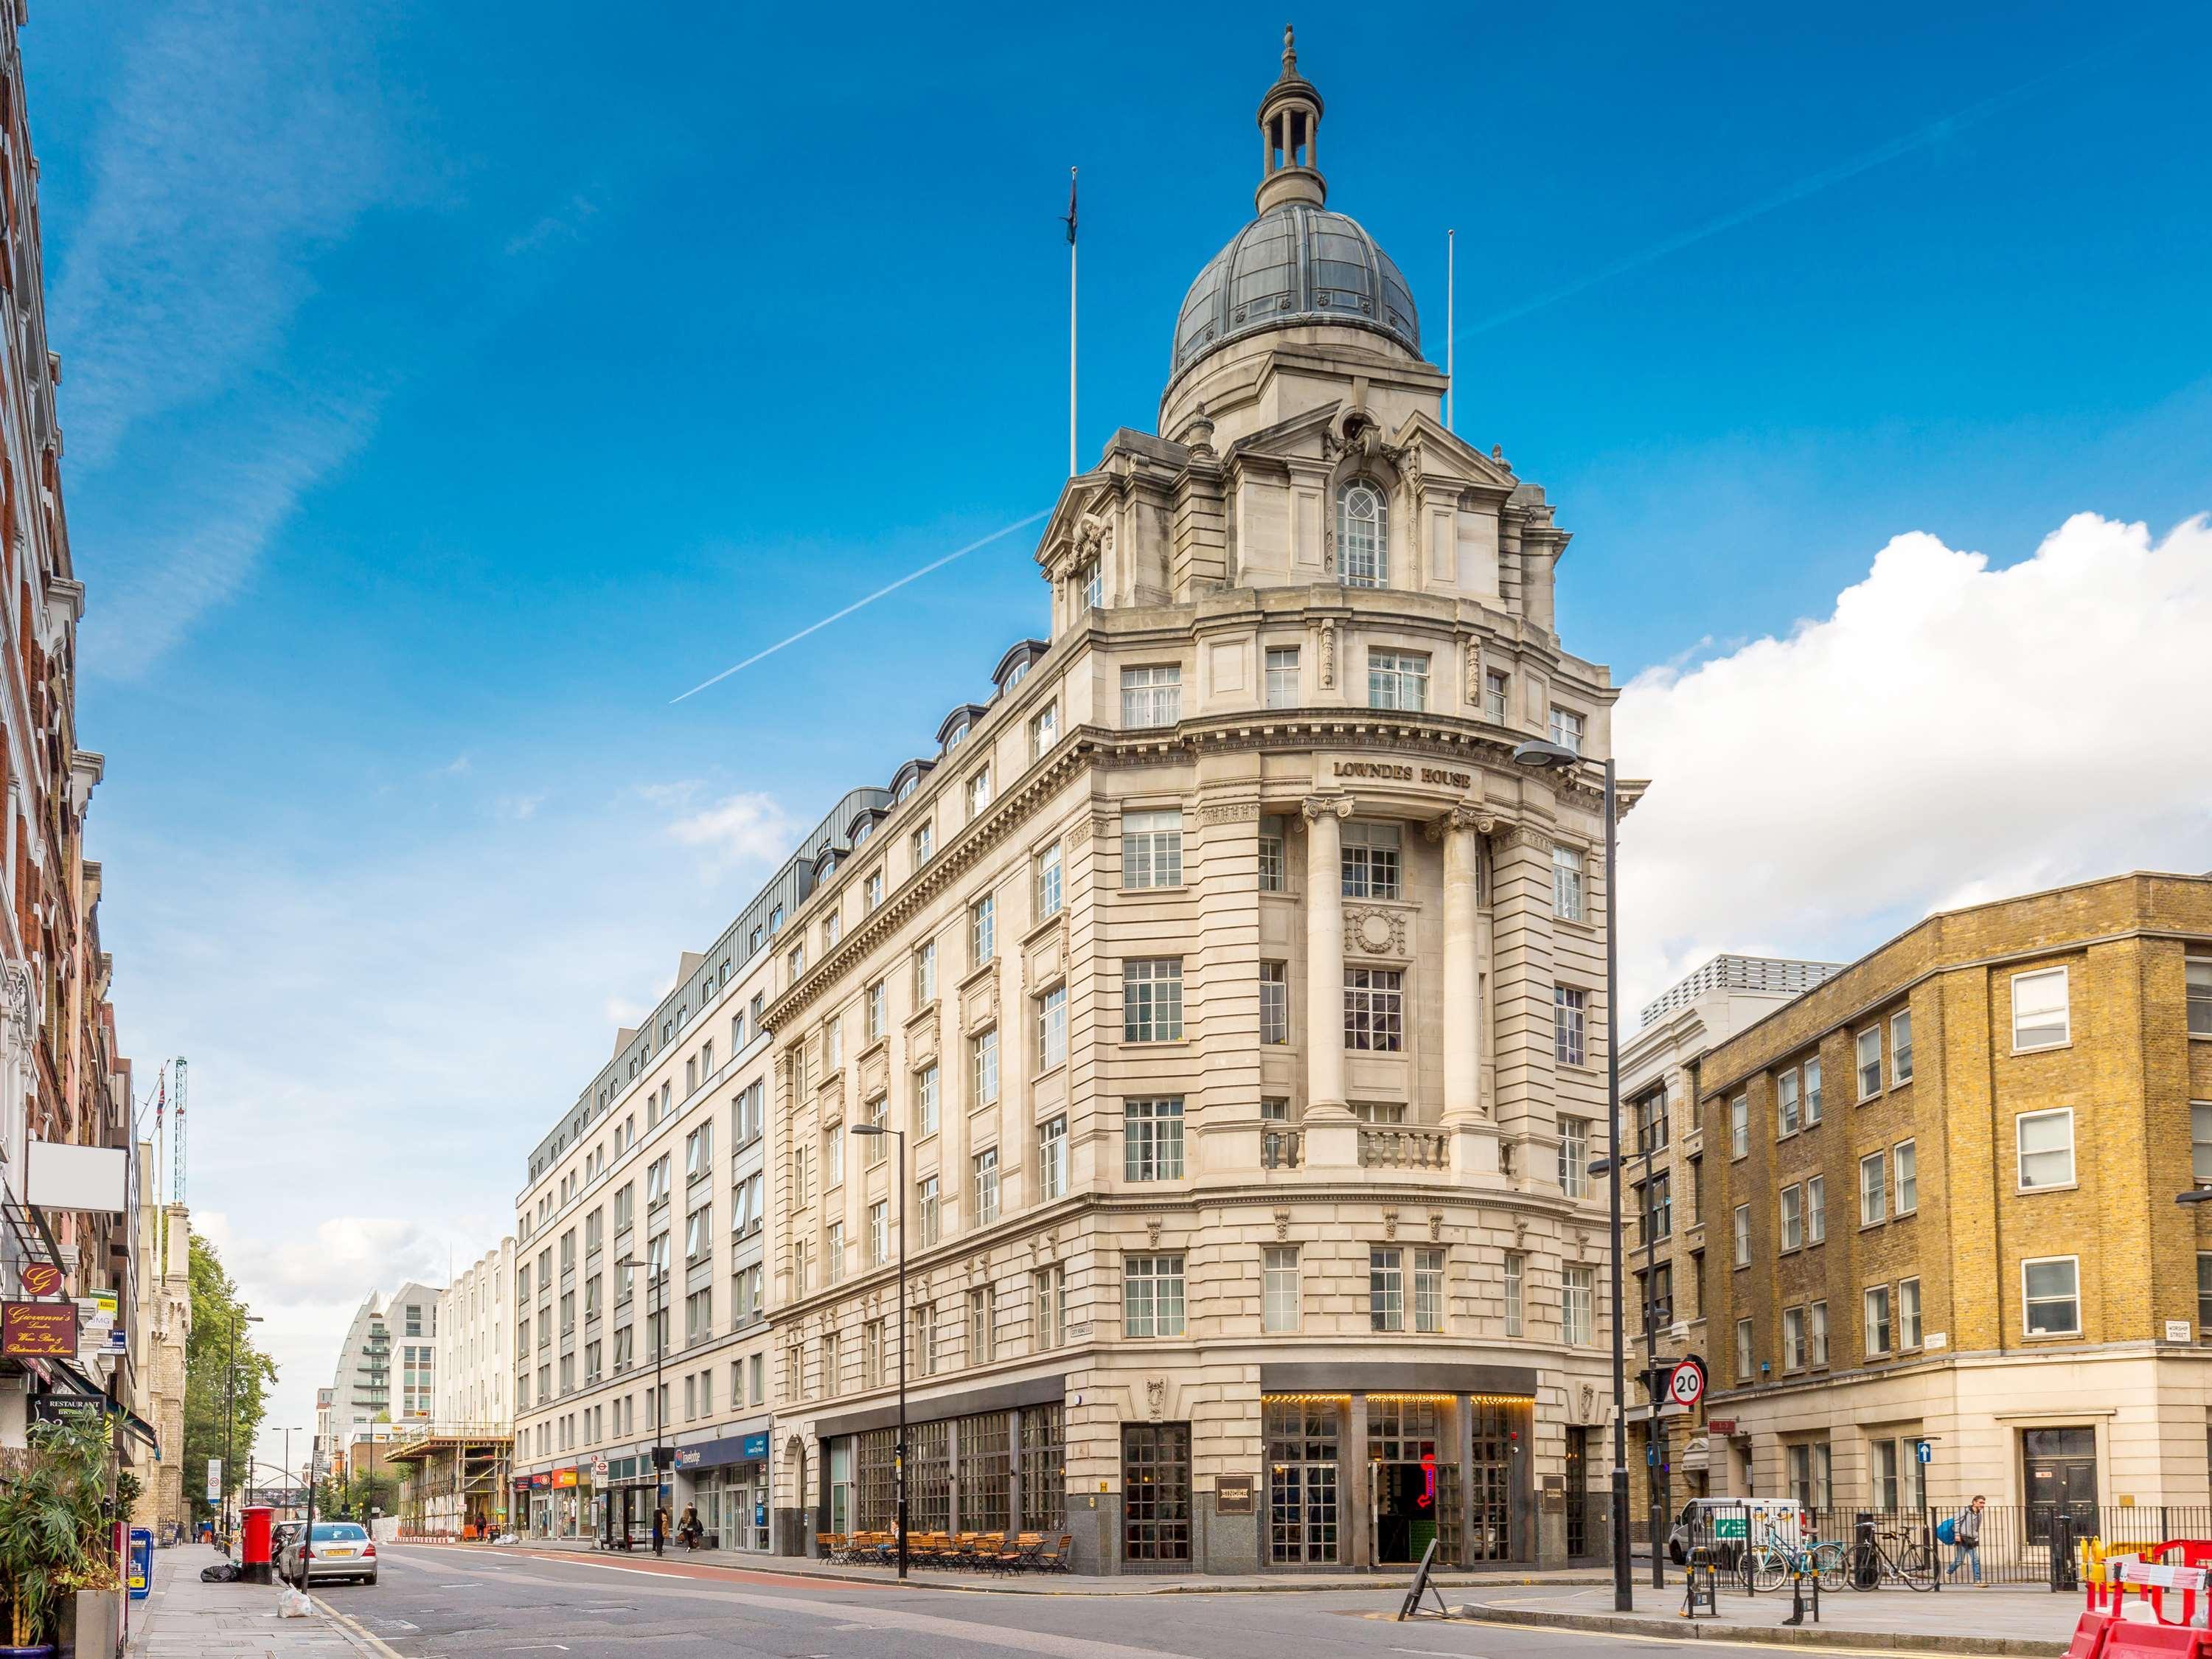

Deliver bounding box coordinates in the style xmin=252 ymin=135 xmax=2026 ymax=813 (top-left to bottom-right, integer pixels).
xmin=1170 ymin=202 xmax=1419 ymax=382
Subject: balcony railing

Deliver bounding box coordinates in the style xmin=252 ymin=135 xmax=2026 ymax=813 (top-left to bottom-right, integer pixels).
xmin=1261 ymin=1129 xmax=1302 ymax=1170
xmin=1357 ymin=1127 xmax=1447 ymax=1169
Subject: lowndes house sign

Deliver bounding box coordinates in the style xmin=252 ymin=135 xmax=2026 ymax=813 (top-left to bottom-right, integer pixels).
xmin=1329 ymin=759 xmax=1474 ymax=790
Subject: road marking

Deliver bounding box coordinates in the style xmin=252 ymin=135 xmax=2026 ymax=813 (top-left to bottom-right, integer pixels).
xmin=1392 ymin=1649 xmax=1491 ymax=1657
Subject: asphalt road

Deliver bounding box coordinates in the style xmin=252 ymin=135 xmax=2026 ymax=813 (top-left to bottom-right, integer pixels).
xmin=318 ymin=1546 xmax=1683 ymax=1659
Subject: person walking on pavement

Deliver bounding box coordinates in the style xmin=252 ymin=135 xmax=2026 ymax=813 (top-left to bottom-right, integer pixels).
xmin=652 ymin=1506 xmax=667 ymax=1558
xmin=1944 ymin=1495 xmax=1986 ymax=1583
xmin=681 ymin=1504 xmax=701 ymax=1551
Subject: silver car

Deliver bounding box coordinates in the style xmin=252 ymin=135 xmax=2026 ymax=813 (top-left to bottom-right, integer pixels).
xmin=280 ymin=1521 xmax=379 ymax=1586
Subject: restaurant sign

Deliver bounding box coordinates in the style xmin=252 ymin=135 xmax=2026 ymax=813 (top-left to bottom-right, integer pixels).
xmin=2 ymin=1300 xmax=80 ymax=1357
xmin=20 ymin=1262 xmax=63 ymax=1298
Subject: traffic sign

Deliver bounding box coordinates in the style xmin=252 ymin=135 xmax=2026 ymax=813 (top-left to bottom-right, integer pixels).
xmin=1916 ymin=1439 xmax=1933 ymax=1464
xmin=1667 ymin=1356 xmax=1707 ymax=1408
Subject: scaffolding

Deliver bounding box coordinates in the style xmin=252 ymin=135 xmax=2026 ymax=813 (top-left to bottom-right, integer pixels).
xmin=385 ymin=1425 xmax=515 ymax=1538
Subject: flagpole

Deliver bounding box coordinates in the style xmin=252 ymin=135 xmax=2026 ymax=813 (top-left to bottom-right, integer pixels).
xmin=1068 ymin=166 xmax=1079 ymax=477
xmin=1445 ymin=228 xmax=1455 ymax=433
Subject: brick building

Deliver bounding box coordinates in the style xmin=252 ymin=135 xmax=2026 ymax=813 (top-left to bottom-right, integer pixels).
xmin=1697 ymin=872 xmax=2212 ymax=1517
xmin=0 ymin=8 xmax=142 ymax=1463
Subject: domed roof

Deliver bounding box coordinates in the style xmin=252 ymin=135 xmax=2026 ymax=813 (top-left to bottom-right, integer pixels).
xmin=1170 ymin=202 xmax=1419 ymax=381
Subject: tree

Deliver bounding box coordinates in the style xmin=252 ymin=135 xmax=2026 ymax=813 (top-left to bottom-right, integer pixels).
xmin=181 ymin=1236 xmax=277 ymax=1526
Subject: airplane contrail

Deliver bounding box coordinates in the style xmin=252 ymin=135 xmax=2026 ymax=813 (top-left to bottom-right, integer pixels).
xmin=670 ymin=508 xmax=1054 ymax=704
xmin=1453 ymin=33 xmax=2142 ymax=343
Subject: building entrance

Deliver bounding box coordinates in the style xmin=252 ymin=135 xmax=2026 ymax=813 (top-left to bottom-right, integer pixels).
xmin=1372 ymin=1460 xmax=1441 ymax=1564
xmin=2023 ymin=1427 xmax=2098 ymax=1543
xmin=1368 ymin=1397 xmax=1445 ymax=1567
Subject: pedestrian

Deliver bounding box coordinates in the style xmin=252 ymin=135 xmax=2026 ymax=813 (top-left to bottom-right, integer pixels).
xmin=681 ymin=1505 xmax=701 ymax=1551
xmin=1942 ymin=1495 xmax=1986 ymax=1583
xmin=652 ymin=1506 xmax=667 ymax=1558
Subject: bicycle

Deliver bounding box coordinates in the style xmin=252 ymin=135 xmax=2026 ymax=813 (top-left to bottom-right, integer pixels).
xmin=1742 ymin=1520 xmax=1847 ymax=1593
xmin=1847 ymin=1526 xmax=1937 ymax=1592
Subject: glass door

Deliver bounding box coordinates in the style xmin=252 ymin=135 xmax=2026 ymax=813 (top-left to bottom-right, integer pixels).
xmin=1123 ymin=1422 xmax=1192 ymax=1565
xmin=1265 ymin=1397 xmax=1340 ymax=1565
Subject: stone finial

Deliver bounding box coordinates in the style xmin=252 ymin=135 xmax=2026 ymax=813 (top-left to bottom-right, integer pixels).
xmin=1281 ymin=23 xmax=1297 ymax=78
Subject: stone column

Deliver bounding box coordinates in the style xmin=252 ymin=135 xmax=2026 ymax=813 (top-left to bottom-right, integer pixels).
xmin=1301 ymin=794 xmax=1352 ymax=1120
xmin=1433 ymin=806 xmax=1500 ymax=1178
xmin=1301 ymin=795 xmax=1356 ymax=1169
xmin=1439 ymin=806 xmax=1485 ymax=1124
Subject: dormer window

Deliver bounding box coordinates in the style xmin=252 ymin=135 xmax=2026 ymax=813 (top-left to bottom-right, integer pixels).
xmin=853 ymin=821 xmax=872 ymax=845
xmin=1338 ymin=480 xmax=1387 ymax=588
xmin=946 ymin=723 xmax=967 ymax=751
xmin=897 ymin=774 xmax=919 ymax=801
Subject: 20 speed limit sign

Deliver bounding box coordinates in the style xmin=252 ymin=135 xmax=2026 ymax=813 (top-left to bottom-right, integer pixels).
xmin=1666 ymin=1357 xmax=1706 ymax=1408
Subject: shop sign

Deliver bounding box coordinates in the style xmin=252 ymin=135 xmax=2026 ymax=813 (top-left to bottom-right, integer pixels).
xmin=3 ymin=1301 xmax=79 ymax=1357
xmin=740 ymin=1432 xmax=768 ymax=1461
xmin=552 ymin=1469 xmax=579 ymax=1488
xmin=1214 ymin=1475 xmax=1253 ymax=1515
xmin=1705 ymin=1418 xmax=1736 ymax=1435
xmin=678 ymin=1433 xmax=768 ymax=1472
xmin=32 ymin=1394 xmax=105 ymax=1425
xmin=20 ymin=1262 xmax=63 ymax=1298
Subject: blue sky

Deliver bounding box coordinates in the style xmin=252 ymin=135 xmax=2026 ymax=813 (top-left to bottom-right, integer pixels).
xmin=26 ymin=1 xmax=2211 ymax=1450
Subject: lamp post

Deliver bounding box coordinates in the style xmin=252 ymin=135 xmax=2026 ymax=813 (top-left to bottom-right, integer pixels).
xmin=282 ymin=1427 xmax=304 ymax=1517
xmin=849 ymin=1120 xmax=908 ymax=1581
xmin=1516 ymin=737 xmax=1630 ymax=1612
xmin=615 ymin=1253 xmax=670 ymax=1550
xmin=224 ymin=1312 xmax=264 ymax=1551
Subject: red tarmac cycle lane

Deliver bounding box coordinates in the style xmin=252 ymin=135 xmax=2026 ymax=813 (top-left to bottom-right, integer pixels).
xmin=496 ymin=1545 xmax=900 ymax=1593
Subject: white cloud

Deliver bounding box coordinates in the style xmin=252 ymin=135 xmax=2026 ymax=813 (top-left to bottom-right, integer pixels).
xmin=52 ymin=0 xmax=400 ymax=662
xmin=1618 ymin=512 xmax=2212 ymax=1014
xmin=667 ymin=791 xmax=799 ymax=872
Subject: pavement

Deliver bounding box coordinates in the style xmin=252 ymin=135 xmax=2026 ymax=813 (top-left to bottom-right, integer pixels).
xmin=126 ymin=1545 xmax=383 ymax=1658
xmin=1462 ymin=1579 xmax=2089 ymax=1655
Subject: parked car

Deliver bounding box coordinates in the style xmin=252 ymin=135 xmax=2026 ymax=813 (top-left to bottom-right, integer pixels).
xmin=280 ymin=1520 xmax=378 ymax=1586
xmin=1666 ymin=1497 xmax=1805 ymax=1565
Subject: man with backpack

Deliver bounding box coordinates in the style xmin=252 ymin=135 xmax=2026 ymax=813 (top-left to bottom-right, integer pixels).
xmin=1939 ymin=1495 xmax=1986 ymax=1583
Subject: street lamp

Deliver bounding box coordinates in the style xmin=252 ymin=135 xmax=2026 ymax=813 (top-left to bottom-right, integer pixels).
xmin=225 ymin=1313 xmax=264 ymax=1550
xmin=282 ymin=1427 xmax=304 ymax=1517
xmin=615 ymin=1253 xmax=671 ymax=1551
xmin=2177 ymin=1191 xmax=2212 ymax=1206
xmin=848 ymin=1120 xmax=908 ymax=1581
xmin=1515 ymin=736 xmax=1631 ymax=1613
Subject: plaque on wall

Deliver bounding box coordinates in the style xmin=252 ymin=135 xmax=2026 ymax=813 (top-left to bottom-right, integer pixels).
xmin=1540 ymin=1473 xmax=1566 ymax=1513
xmin=1215 ymin=1475 xmax=1255 ymax=1515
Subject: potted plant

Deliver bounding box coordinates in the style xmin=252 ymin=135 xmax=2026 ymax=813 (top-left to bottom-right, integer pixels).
xmin=0 ymin=1417 xmax=121 ymax=1658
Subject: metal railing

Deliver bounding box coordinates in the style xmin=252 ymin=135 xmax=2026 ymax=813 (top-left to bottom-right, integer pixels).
xmin=1666 ymin=1503 xmax=2212 ymax=1589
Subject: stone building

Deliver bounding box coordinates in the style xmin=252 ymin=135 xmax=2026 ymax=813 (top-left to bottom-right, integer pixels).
xmin=759 ymin=32 xmax=1630 ymax=1573
xmin=1697 ymin=872 xmax=2212 ymax=1518
xmin=125 ymin=1155 xmax=191 ymax=1540
xmin=1613 ymin=956 xmax=1839 ymax=1541
xmin=507 ymin=858 xmax=797 ymax=1550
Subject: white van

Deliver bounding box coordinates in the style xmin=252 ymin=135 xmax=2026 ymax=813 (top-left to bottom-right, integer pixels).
xmin=1666 ymin=1497 xmax=1806 ymax=1565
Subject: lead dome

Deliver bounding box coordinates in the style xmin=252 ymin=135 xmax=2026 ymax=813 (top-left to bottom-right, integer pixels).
xmin=1166 ymin=27 xmax=1421 ymax=386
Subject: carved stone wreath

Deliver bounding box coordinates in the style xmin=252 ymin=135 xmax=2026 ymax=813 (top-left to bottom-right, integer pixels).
xmin=1343 ymin=905 xmax=1408 ymax=957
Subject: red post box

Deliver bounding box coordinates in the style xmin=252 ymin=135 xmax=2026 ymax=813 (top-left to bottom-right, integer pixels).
xmin=241 ymin=1505 xmax=274 ymax=1585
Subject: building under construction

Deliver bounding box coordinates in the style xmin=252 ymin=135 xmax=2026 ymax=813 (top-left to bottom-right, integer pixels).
xmin=387 ymin=1422 xmax=514 ymax=1538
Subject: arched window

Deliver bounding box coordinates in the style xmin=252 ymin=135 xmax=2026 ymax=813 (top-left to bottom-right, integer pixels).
xmin=1338 ymin=480 xmax=1387 ymax=588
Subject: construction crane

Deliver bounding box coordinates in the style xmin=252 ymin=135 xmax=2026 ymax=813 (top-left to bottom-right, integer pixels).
xmin=172 ymin=1056 xmax=187 ymax=1208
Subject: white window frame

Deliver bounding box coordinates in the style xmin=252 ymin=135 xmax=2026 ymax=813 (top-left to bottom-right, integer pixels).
xmin=1806 ymin=1174 xmax=1827 ymax=1243
xmin=1262 ymin=1246 xmax=1301 ymax=1332
xmin=1783 ymin=1306 xmax=1806 ymax=1371
xmin=1548 ymin=706 xmax=1585 ymax=754
xmin=1856 ymin=1026 xmax=1882 ymax=1100
xmin=1038 ymin=1115 xmax=1068 ymax=1201
xmin=1893 ymin=1138 xmax=1918 ymax=1214
xmin=1121 ymin=809 xmax=1184 ymax=889
xmin=1036 ymin=986 xmax=1068 ymax=1071
xmin=1891 ymin=1009 xmax=1914 ymax=1084
xmin=1864 ymin=1284 xmax=1892 ymax=1357
xmin=1780 ymin=1184 xmax=1804 ymax=1252
xmin=1366 ymin=648 xmax=1429 ymax=712
xmin=1120 ymin=664 xmax=1182 ymax=728
xmin=1264 ymin=646 xmax=1300 ymax=709
xmin=2011 ymin=966 xmax=2071 ymax=1051
xmin=2023 ymin=1256 xmax=2081 ymax=1337
xmin=1729 ymin=1094 xmax=1748 ymax=1159
xmin=1733 ymin=1203 xmax=1750 ymax=1267
xmin=1561 ymin=1265 xmax=1594 ymax=1346
xmin=1029 ymin=701 xmax=1059 ymax=762
xmin=1899 ymin=1276 xmax=1922 ymax=1348
xmin=1123 ymin=958 xmax=1185 ymax=1043
xmin=1551 ymin=844 xmax=1585 ymax=922
xmin=1035 ymin=841 xmax=1063 ymax=918
xmin=1735 ymin=1317 xmax=1753 ymax=1379
xmin=1558 ymin=1117 xmax=1589 ymax=1198
xmin=2017 ymin=1107 xmax=2076 ymax=1191
xmin=1338 ymin=479 xmax=1388 ymax=587
xmin=1123 ymin=1253 xmax=1186 ymax=1338
xmin=1123 ymin=1098 xmax=1186 ymax=1182
xmin=1860 ymin=1150 xmax=1888 ymax=1225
